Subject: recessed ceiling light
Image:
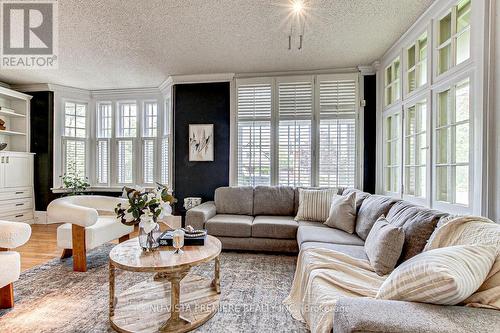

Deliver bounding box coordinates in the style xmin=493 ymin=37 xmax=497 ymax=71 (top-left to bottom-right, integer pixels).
xmin=291 ymin=0 xmax=304 ymax=15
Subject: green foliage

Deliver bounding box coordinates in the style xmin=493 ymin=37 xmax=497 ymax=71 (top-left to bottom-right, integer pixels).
xmin=60 ymin=162 xmax=90 ymax=196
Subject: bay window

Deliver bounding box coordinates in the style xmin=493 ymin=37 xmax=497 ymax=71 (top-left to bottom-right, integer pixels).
xmin=236 ymin=73 xmax=359 ymax=188
xmin=62 ymin=101 xmax=87 ymax=178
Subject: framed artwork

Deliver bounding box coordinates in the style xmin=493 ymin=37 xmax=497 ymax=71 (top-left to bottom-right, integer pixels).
xmin=189 ymin=124 xmax=214 ymax=161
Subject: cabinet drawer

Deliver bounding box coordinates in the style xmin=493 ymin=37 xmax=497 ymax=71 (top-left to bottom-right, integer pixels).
xmin=0 ymin=197 xmax=33 ymax=214
xmin=0 ymin=188 xmax=32 ymax=201
xmin=0 ymin=210 xmax=34 ymax=222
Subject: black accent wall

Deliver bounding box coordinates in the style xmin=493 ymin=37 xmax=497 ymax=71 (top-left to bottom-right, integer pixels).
xmin=29 ymin=91 xmax=57 ymax=210
xmin=173 ymin=83 xmax=230 ymax=217
xmin=363 ymin=75 xmax=377 ymax=194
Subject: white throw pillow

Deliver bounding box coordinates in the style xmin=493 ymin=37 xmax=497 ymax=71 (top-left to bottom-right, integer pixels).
xmin=324 ymin=192 xmax=357 ymax=233
xmin=294 ymin=188 xmax=338 ymax=222
xmin=376 ymin=245 xmax=496 ymax=305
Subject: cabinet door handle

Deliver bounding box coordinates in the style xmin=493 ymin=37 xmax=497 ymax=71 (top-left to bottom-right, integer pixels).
xmin=1 ymin=157 xmax=4 ymax=163
xmin=15 ymin=203 xmax=24 ymax=206
xmin=15 ymin=214 xmax=23 ymax=218
xmin=15 ymin=191 xmax=24 ymax=194
xmin=6 ymin=157 xmax=9 ymax=163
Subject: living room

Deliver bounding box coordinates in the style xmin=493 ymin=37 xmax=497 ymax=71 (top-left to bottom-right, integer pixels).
xmin=0 ymin=0 xmax=499 ymax=332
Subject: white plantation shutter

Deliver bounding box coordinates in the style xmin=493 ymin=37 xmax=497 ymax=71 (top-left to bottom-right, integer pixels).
xmin=237 ymin=82 xmax=272 ymax=186
xmin=96 ymin=140 xmax=109 ymax=184
xmin=318 ymin=75 xmax=358 ymax=187
xmin=117 ymin=140 xmax=133 ymax=184
xmin=64 ymin=140 xmax=86 ymax=178
xmin=161 ymin=137 xmax=169 ymax=184
xmin=143 ymin=139 xmax=155 ymax=184
xmin=278 ymin=78 xmax=312 ymax=186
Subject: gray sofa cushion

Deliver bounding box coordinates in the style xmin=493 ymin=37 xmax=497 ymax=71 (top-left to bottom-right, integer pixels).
xmin=297 ymin=224 xmax=365 ymax=246
xmin=252 ymin=216 xmax=298 ymax=239
xmin=253 ymin=186 xmax=295 ymax=216
xmin=324 ymin=192 xmax=357 ymax=233
xmin=206 ymin=214 xmax=254 ymax=237
xmin=356 ymin=195 xmax=399 ymax=240
xmin=301 ymin=242 xmax=368 ymax=261
xmin=342 ymin=188 xmax=371 ymax=213
xmin=387 ymin=201 xmax=447 ymax=262
xmin=215 ymin=187 xmax=254 ymax=215
xmin=365 ymin=216 xmax=405 ymax=276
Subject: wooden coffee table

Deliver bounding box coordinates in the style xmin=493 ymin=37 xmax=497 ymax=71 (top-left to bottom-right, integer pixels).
xmin=109 ymin=235 xmax=222 ymax=333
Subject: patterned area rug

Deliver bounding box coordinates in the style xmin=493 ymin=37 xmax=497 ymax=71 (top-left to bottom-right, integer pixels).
xmin=0 ymin=244 xmax=306 ymax=333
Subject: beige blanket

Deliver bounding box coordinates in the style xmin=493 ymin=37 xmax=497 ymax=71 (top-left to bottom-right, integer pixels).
xmin=424 ymin=215 xmax=500 ymax=310
xmin=283 ymin=248 xmax=385 ymax=333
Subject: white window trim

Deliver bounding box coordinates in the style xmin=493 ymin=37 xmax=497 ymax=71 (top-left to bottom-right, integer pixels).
xmin=403 ymin=28 xmax=431 ymax=99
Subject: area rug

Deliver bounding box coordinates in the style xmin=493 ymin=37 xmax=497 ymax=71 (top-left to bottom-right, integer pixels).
xmin=0 ymin=244 xmax=306 ymax=333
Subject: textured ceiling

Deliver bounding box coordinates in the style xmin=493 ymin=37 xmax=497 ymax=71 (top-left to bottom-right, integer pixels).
xmin=0 ymin=0 xmax=433 ymax=90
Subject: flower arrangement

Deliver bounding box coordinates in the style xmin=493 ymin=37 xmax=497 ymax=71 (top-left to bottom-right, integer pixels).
xmin=115 ymin=184 xmax=176 ymax=250
xmin=60 ymin=162 xmax=90 ymax=196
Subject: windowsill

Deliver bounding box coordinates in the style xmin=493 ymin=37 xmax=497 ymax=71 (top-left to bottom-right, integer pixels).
xmin=51 ymin=187 xmax=124 ymax=194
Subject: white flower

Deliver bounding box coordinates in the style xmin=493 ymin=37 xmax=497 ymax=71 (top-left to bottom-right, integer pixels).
xmin=139 ymin=212 xmax=157 ymax=233
xmin=133 ymin=185 xmax=145 ymax=193
xmin=123 ymin=210 xmax=134 ymax=223
xmin=154 ymin=188 xmax=163 ymax=201
xmin=159 ymin=202 xmax=172 ymax=219
xmin=146 ymin=192 xmax=156 ymax=203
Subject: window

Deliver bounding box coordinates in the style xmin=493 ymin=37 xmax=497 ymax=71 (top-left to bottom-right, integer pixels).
xmin=160 ymin=98 xmax=171 ymax=185
xmin=384 ymin=58 xmax=401 ymax=106
xmin=384 ymin=111 xmax=401 ymax=193
xmin=437 ymin=0 xmax=471 ymax=75
xmin=117 ymin=140 xmax=134 ymax=184
xmin=278 ymin=79 xmax=313 ymax=186
xmin=63 ymin=101 xmax=87 ymax=178
xmin=435 ymin=79 xmax=470 ymax=206
xmin=318 ymin=77 xmax=357 ymax=187
xmin=235 ymin=74 xmax=359 ymax=188
xmin=96 ymin=102 xmax=112 ymax=185
xmin=236 ymin=83 xmax=272 ymax=186
xmin=406 ymin=33 xmax=428 ymax=94
xmin=142 ymin=102 xmax=157 ymax=184
xmin=404 ymin=99 xmax=427 ymax=198
xmin=117 ymin=102 xmax=137 ymax=137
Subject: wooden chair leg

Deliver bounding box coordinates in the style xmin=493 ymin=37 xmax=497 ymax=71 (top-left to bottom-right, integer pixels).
xmin=60 ymin=248 xmax=73 ymax=259
xmin=118 ymin=234 xmax=130 ymax=243
xmin=72 ymin=224 xmax=87 ymax=272
xmin=0 ymin=283 xmax=14 ymax=309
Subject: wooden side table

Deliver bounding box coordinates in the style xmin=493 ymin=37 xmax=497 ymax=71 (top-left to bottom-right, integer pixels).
xmin=109 ymin=236 xmax=222 ymax=333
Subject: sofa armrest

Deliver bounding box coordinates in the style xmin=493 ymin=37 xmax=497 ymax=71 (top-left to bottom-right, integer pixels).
xmin=47 ymin=198 xmax=98 ymax=228
xmin=333 ymin=297 xmax=500 ymax=333
xmin=0 ymin=220 xmax=31 ymax=249
xmin=185 ymin=201 xmax=216 ymax=230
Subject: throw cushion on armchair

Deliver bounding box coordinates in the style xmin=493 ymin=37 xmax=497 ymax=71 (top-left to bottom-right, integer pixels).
xmin=324 ymin=192 xmax=357 ymax=233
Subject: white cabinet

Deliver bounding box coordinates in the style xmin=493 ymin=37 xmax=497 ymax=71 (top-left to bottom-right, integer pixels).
xmin=0 ymin=152 xmax=34 ymax=223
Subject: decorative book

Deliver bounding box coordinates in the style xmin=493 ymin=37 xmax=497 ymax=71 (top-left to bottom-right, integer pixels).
xmin=159 ymin=230 xmax=207 ymax=246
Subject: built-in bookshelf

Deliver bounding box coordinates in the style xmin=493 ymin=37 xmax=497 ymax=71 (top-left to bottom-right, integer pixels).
xmin=0 ymin=86 xmax=31 ymax=152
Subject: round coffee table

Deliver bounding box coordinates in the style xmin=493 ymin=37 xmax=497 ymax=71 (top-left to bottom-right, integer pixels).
xmin=109 ymin=235 xmax=222 ymax=333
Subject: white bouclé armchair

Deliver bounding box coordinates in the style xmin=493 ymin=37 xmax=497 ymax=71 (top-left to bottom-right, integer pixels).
xmin=0 ymin=220 xmax=31 ymax=309
xmin=47 ymin=195 xmax=133 ymax=272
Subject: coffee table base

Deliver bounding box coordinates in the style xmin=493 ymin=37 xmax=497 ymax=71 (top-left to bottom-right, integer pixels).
xmin=110 ymin=274 xmax=220 ymax=333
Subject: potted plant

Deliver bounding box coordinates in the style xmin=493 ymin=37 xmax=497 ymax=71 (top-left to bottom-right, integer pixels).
xmin=115 ymin=184 xmax=176 ymax=251
xmin=60 ymin=163 xmax=90 ymax=196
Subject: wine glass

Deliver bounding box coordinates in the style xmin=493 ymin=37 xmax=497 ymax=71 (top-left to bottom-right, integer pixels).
xmin=172 ymin=229 xmax=185 ymax=254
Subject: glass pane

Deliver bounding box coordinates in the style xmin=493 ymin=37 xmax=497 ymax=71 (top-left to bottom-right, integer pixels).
xmin=392 ymin=167 xmax=400 ymax=193
xmin=457 ymin=0 xmax=471 ymax=32
xmin=455 ymin=123 xmax=469 ymax=163
xmin=436 ymin=128 xmax=449 ymax=164
xmin=408 ymin=70 xmax=416 ymax=93
xmin=385 ymin=87 xmax=392 ymax=106
xmin=65 ymin=103 xmax=75 ymax=116
xmin=394 ymin=60 xmax=400 ymax=80
xmin=417 ymin=103 xmax=426 ymax=132
xmin=418 ymin=133 xmax=427 ymax=164
xmin=436 ymin=166 xmax=449 ymax=202
xmin=406 ymin=106 xmax=416 ymax=135
xmin=455 ymin=165 xmax=469 ymax=205
xmin=439 ymin=44 xmax=451 ymax=74
xmin=456 ymin=81 xmax=470 ymax=122
xmin=417 ymin=166 xmax=426 ymax=197
xmin=438 ymin=90 xmax=450 ymax=126
xmin=418 ymin=61 xmax=427 ymax=87
xmin=406 ymin=136 xmax=415 ymax=165
xmin=385 ymin=66 xmax=392 ymax=85
xmin=392 ymin=114 xmax=400 ymax=140
xmin=393 ymin=80 xmax=400 ymax=102
xmin=407 ymin=45 xmax=416 ymax=69
xmin=456 ymin=29 xmax=470 ymax=65
xmin=439 ymin=13 xmax=452 ymax=44
xmin=76 ymin=104 xmax=86 ymax=117
xmin=405 ymin=167 xmax=415 ymax=195
xmin=385 ymin=167 xmax=391 ymax=192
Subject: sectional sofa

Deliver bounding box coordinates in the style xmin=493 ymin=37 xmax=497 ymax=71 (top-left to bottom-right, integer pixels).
xmin=186 ymin=186 xmax=500 ymax=332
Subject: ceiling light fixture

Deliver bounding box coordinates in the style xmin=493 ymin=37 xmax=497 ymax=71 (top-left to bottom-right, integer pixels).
xmin=288 ymin=0 xmax=307 ymax=50
xmin=292 ymin=0 xmax=304 ymax=15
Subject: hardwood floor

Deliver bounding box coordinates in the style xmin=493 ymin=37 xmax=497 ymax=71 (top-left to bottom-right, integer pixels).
xmin=17 ymin=218 xmax=180 ymax=272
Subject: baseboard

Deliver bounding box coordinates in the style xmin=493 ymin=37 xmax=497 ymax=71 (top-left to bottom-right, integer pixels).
xmin=34 ymin=211 xmax=48 ymax=224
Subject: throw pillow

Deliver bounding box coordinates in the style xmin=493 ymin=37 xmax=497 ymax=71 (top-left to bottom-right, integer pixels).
xmin=324 ymin=192 xmax=357 ymax=233
xmin=294 ymin=188 xmax=338 ymax=222
xmin=355 ymin=195 xmax=398 ymax=240
xmin=365 ymin=216 xmax=405 ymax=276
xmin=376 ymin=245 xmax=496 ymax=305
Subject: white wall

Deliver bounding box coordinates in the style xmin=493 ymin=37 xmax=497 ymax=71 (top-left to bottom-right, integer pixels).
xmin=493 ymin=0 xmax=500 ymax=222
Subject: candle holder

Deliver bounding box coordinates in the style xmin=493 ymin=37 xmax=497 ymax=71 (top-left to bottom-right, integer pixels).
xmin=172 ymin=229 xmax=185 ymax=254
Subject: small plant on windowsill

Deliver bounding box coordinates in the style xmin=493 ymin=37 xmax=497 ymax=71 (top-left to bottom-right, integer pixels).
xmin=60 ymin=162 xmax=90 ymax=196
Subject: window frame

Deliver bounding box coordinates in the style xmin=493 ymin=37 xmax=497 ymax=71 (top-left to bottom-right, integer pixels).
xmin=61 ymin=100 xmax=89 ymax=179
xmin=382 ymin=105 xmax=403 ymax=196
xmin=384 ymin=57 xmax=401 ymax=108
xmin=404 ymin=31 xmax=430 ymax=98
